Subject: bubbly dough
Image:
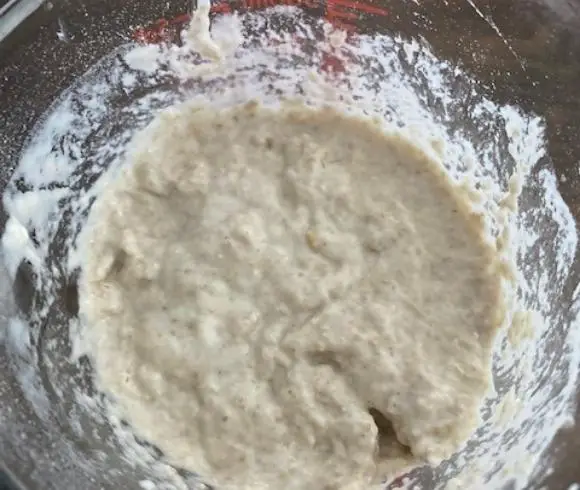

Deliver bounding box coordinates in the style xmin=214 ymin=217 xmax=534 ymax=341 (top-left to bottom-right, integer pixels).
xmin=80 ymin=101 xmax=503 ymax=490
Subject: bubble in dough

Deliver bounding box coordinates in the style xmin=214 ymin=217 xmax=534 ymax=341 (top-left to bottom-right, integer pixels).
xmin=80 ymin=101 xmax=504 ymax=490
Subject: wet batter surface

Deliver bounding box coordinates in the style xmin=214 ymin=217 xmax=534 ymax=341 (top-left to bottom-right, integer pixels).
xmin=80 ymin=101 xmax=503 ymax=490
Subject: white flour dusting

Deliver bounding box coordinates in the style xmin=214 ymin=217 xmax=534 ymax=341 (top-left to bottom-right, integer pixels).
xmin=0 ymin=5 xmax=578 ymax=490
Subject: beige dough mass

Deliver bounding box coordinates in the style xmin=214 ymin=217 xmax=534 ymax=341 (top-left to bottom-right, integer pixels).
xmin=80 ymin=101 xmax=503 ymax=490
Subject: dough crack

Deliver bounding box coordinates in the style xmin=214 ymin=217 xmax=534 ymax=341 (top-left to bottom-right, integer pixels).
xmin=368 ymin=407 xmax=412 ymax=461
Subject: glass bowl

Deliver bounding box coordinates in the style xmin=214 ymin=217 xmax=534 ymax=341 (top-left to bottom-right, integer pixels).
xmin=0 ymin=1 xmax=579 ymax=489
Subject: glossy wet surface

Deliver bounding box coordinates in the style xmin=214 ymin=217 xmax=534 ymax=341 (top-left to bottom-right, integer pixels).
xmin=0 ymin=0 xmax=579 ymax=488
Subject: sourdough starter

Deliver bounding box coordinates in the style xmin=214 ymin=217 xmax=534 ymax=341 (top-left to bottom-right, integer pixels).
xmin=80 ymin=101 xmax=504 ymax=490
